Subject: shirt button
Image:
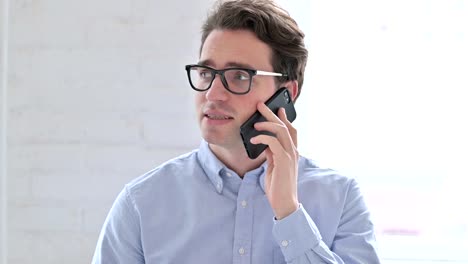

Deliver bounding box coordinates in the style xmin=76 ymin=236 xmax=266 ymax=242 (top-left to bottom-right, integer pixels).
xmin=226 ymin=172 xmax=232 ymax=177
xmin=238 ymin=247 xmax=245 ymax=255
xmin=241 ymin=200 xmax=247 ymax=208
xmin=281 ymin=240 xmax=289 ymax=247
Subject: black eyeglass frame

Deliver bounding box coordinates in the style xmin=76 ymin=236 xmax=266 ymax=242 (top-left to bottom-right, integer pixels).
xmin=185 ymin=64 xmax=288 ymax=95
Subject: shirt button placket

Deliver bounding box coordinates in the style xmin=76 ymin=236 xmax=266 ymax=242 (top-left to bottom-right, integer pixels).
xmin=233 ymin=181 xmax=255 ymax=264
xmin=241 ymin=200 xmax=247 ymax=208
xmin=238 ymin=247 xmax=245 ymax=255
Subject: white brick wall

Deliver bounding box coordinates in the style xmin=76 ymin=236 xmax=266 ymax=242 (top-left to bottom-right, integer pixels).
xmin=3 ymin=0 xmax=215 ymax=263
xmin=1 ymin=0 xmax=10 ymax=262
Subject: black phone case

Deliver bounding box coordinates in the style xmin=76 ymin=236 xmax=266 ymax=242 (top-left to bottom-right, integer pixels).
xmin=240 ymin=87 xmax=296 ymax=159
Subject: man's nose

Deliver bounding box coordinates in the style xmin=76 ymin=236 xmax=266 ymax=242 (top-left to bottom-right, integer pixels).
xmin=205 ymin=74 xmax=229 ymax=101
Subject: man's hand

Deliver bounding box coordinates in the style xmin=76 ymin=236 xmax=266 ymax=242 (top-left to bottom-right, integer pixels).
xmin=250 ymin=102 xmax=299 ymax=220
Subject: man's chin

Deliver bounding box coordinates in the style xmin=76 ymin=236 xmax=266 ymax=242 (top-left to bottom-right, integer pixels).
xmin=201 ymin=131 xmax=242 ymax=148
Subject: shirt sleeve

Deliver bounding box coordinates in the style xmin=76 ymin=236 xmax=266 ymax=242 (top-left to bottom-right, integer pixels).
xmin=272 ymin=179 xmax=380 ymax=264
xmin=92 ymin=186 xmax=144 ymax=264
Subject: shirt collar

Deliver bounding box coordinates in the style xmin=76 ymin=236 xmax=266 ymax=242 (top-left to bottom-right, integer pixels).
xmin=257 ymin=161 xmax=268 ymax=193
xmin=197 ymin=140 xmax=269 ymax=194
xmin=197 ymin=140 xmax=225 ymax=194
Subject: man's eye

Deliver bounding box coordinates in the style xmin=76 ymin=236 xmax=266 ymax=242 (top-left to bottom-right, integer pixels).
xmin=199 ymin=71 xmax=212 ymax=78
xmin=234 ymin=72 xmax=249 ymax=81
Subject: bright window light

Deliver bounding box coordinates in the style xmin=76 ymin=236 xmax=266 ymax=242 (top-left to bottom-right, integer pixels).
xmin=279 ymin=0 xmax=468 ymax=262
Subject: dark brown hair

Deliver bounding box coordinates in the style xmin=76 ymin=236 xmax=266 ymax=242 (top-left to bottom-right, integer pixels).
xmin=200 ymin=0 xmax=308 ymax=99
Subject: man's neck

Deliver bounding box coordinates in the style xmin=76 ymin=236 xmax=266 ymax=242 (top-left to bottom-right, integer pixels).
xmin=208 ymin=143 xmax=266 ymax=178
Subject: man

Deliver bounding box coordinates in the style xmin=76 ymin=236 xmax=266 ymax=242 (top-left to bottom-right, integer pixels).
xmin=93 ymin=0 xmax=380 ymax=263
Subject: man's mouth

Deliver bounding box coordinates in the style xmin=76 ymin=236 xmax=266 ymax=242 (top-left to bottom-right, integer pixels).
xmin=205 ymin=114 xmax=234 ymax=120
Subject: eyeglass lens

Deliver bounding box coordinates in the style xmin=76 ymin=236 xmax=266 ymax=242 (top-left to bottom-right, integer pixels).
xmin=189 ymin=66 xmax=251 ymax=94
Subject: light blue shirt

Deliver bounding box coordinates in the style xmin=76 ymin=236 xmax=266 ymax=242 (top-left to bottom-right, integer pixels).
xmin=93 ymin=140 xmax=380 ymax=263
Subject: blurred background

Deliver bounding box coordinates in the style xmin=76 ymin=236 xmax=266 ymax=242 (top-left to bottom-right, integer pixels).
xmin=1 ymin=0 xmax=467 ymax=263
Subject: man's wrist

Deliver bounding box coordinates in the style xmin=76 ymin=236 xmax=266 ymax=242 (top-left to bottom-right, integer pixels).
xmin=274 ymin=201 xmax=300 ymax=220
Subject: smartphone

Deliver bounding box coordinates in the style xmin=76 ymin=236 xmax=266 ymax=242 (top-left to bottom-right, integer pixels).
xmin=240 ymin=87 xmax=296 ymax=159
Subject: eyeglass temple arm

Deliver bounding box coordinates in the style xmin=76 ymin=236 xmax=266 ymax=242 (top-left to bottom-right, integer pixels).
xmin=256 ymin=70 xmax=287 ymax=77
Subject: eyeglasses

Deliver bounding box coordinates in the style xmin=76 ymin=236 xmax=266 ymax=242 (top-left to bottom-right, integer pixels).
xmin=185 ymin=64 xmax=287 ymax=95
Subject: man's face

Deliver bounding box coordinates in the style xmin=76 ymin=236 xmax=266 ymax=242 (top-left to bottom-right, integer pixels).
xmin=195 ymin=29 xmax=278 ymax=150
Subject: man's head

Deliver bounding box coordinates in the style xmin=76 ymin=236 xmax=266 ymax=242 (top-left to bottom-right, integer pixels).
xmin=200 ymin=0 xmax=308 ymax=98
xmin=192 ymin=0 xmax=307 ymax=155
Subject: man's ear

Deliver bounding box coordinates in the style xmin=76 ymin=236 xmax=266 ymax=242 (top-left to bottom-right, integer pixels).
xmin=281 ymin=80 xmax=299 ymax=102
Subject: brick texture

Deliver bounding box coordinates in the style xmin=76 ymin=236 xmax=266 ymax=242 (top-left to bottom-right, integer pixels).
xmin=5 ymin=0 xmax=214 ymax=263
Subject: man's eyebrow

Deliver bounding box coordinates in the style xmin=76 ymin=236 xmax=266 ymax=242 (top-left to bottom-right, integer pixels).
xmin=197 ymin=60 xmax=255 ymax=70
xmin=225 ymin=62 xmax=255 ymax=69
xmin=197 ymin=59 xmax=212 ymax=66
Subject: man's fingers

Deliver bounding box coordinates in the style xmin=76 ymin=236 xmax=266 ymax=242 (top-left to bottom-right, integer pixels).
xmin=250 ymin=134 xmax=287 ymax=157
xmin=278 ymin=108 xmax=298 ymax=147
xmin=256 ymin=102 xmax=282 ymax=124
xmin=254 ymin=102 xmax=298 ymax=156
xmin=253 ymin=121 xmax=295 ymax=154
